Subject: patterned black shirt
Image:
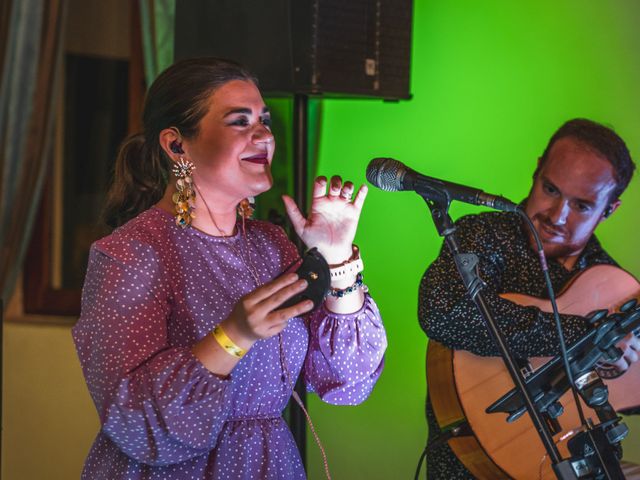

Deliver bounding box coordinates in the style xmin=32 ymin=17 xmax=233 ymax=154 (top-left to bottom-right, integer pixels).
xmin=418 ymin=211 xmax=617 ymax=479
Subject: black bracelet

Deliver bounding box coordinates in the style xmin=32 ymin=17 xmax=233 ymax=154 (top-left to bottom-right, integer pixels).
xmin=326 ymin=273 xmax=365 ymax=298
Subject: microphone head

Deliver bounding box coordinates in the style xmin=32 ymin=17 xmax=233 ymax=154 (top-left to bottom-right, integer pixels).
xmin=366 ymin=157 xmax=408 ymax=192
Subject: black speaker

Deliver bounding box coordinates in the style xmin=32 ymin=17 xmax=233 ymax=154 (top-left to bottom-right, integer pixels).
xmin=174 ymin=0 xmax=413 ymax=100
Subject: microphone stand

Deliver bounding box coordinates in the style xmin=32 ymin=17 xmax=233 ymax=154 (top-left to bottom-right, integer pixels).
xmin=422 ymin=192 xmax=578 ymax=479
xmin=487 ymin=300 xmax=640 ymax=479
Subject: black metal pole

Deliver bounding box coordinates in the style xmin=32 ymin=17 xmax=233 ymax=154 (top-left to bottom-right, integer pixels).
xmin=424 ymin=196 xmax=571 ymax=477
xmin=290 ymin=93 xmax=309 ymax=464
xmin=1 ymin=298 xmax=3 ymax=478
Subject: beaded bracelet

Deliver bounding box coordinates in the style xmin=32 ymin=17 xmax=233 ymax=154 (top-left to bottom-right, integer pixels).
xmin=211 ymin=324 xmax=246 ymax=359
xmin=326 ymin=273 xmax=366 ymax=298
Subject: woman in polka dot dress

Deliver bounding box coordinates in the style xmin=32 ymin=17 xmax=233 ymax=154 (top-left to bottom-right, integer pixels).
xmin=72 ymin=58 xmax=387 ymax=480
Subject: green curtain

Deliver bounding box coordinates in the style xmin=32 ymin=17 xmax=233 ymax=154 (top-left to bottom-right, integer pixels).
xmin=139 ymin=0 xmax=175 ymax=85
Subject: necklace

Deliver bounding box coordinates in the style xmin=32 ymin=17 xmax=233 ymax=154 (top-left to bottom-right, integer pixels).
xmin=194 ymin=184 xmax=262 ymax=287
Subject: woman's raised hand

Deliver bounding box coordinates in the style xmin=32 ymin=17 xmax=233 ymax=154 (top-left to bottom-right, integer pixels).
xmin=282 ymin=176 xmax=368 ymax=265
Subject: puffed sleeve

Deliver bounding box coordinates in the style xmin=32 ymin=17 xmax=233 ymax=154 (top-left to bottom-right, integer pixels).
xmin=304 ymin=296 xmax=386 ymax=405
xmin=72 ymin=244 xmax=232 ymax=466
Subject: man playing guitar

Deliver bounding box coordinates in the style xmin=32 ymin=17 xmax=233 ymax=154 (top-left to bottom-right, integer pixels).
xmin=419 ymin=118 xmax=639 ymax=479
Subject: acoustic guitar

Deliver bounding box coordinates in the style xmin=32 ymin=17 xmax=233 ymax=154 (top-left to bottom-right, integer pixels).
xmin=427 ymin=264 xmax=640 ymax=479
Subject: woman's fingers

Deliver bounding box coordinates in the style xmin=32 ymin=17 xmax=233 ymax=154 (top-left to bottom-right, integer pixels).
xmin=312 ymin=176 xmax=328 ymax=198
xmin=340 ymin=181 xmax=354 ymax=200
xmin=328 ymin=175 xmax=342 ymax=197
xmin=257 ymin=278 xmax=309 ymax=311
xmin=252 ymin=280 xmax=314 ymax=337
xmin=281 ymin=194 xmax=306 ymax=237
xmin=232 ymin=276 xmax=311 ymax=339
xmin=246 ymin=272 xmax=300 ymax=305
xmin=267 ymin=299 xmax=315 ymax=331
xmin=353 ymin=184 xmax=368 ymax=209
xmin=309 ymin=175 xmax=366 ymax=206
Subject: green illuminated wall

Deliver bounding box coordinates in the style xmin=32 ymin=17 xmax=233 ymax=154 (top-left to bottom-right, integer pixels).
xmin=307 ymin=1 xmax=640 ymax=478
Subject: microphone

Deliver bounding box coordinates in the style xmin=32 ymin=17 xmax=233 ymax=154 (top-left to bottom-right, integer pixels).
xmin=366 ymin=157 xmax=519 ymax=212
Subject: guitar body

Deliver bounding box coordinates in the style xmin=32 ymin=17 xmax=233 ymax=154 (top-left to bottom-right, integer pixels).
xmin=427 ymin=265 xmax=640 ymax=479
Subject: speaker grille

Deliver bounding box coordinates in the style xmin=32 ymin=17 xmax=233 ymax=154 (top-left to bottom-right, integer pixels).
xmin=175 ymin=0 xmax=413 ymax=99
xmin=312 ymin=0 xmax=412 ymax=98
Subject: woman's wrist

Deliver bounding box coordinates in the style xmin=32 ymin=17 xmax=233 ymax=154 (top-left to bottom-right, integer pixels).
xmin=218 ymin=320 xmax=256 ymax=354
xmin=328 ymin=245 xmax=363 ymax=283
xmin=211 ymin=325 xmax=248 ymax=358
xmin=327 ymin=273 xmax=366 ymax=298
xmin=318 ymin=245 xmax=353 ymax=265
xmin=325 ymin=245 xmax=367 ymax=300
xmin=324 ymin=274 xmax=367 ymax=313
xmin=330 ymin=272 xmax=359 ymax=289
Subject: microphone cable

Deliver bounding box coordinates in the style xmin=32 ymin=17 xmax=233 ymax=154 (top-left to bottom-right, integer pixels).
xmin=516 ymin=209 xmax=590 ymax=429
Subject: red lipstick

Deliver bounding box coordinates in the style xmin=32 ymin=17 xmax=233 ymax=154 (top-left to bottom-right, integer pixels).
xmin=241 ymin=153 xmax=269 ymax=165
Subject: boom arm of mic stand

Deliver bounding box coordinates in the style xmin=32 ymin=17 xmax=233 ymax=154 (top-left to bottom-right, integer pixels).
xmin=421 ymin=193 xmax=573 ymax=479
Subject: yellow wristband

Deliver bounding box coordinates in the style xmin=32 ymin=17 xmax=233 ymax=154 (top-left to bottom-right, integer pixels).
xmin=211 ymin=325 xmax=246 ymax=359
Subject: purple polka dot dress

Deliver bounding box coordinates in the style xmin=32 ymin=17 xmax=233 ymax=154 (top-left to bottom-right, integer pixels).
xmin=72 ymin=207 xmax=386 ymax=479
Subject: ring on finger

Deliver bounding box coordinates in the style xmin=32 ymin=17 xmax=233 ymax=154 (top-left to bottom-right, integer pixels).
xmin=339 ymin=189 xmax=353 ymax=200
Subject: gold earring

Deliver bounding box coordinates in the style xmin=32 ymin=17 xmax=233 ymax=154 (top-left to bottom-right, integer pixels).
xmin=172 ymin=157 xmax=196 ymax=228
xmin=237 ymin=196 xmax=255 ymax=234
xmin=237 ymin=196 xmax=255 ymax=220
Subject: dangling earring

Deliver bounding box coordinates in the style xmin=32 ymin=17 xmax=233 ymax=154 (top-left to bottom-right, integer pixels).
xmin=172 ymin=157 xmax=196 ymax=228
xmin=237 ymin=196 xmax=255 ymax=220
xmin=237 ymin=196 xmax=255 ymax=233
